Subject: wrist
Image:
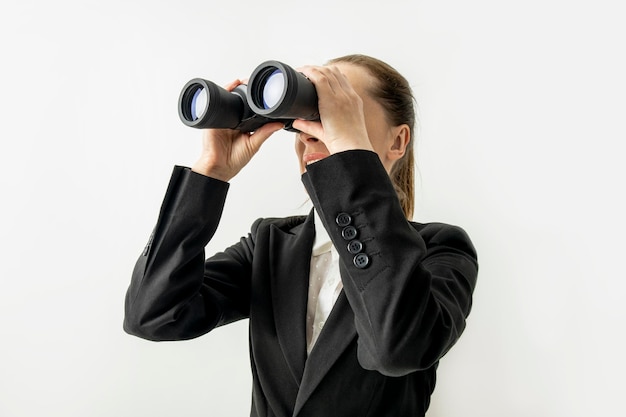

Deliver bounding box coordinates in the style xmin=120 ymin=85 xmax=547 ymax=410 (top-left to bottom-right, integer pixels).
xmin=326 ymin=135 xmax=374 ymax=155
xmin=191 ymin=159 xmax=233 ymax=182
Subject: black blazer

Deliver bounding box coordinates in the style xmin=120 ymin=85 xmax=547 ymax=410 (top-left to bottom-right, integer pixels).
xmin=124 ymin=150 xmax=478 ymax=417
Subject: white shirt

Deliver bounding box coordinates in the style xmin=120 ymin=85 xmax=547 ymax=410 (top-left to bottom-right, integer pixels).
xmin=306 ymin=210 xmax=343 ymax=355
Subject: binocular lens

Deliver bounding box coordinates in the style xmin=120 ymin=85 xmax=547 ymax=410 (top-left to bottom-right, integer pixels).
xmin=262 ymin=69 xmax=285 ymax=109
xmin=179 ymin=78 xmax=251 ymax=129
xmin=190 ymin=87 xmax=208 ymax=120
xmin=247 ymin=61 xmax=318 ymax=122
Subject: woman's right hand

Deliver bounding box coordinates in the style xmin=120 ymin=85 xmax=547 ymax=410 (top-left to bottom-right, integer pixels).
xmin=191 ymin=79 xmax=284 ymax=182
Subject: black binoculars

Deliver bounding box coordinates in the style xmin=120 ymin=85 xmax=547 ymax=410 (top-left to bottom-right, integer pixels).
xmin=178 ymin=60 xmax=319 ymax=132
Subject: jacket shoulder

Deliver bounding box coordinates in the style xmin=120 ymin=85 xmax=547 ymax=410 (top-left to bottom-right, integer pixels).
xmin=251 ymin=215 xmax=309 ymax=235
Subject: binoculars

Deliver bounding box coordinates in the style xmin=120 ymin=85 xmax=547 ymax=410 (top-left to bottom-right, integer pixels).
xmin=178 ymin=60 xmax=319 ymax=132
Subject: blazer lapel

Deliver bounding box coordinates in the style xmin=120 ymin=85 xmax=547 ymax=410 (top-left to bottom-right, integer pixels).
xmin=293 ymin=282 xmax=357 ymax=416
xmin=269 ymin=212 xmax=315 ymax=387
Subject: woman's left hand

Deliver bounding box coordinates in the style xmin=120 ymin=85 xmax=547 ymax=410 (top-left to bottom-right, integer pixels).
xmin=291 ymin=65 xmax=374 ymax=155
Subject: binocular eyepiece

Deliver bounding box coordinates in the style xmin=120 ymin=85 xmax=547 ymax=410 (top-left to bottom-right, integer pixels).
xmin=178 ymin=60 xmax=319 ymax=132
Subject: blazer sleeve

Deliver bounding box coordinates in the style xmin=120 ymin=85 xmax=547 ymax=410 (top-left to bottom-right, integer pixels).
xmin=302 ymin=150 xmax=479 ymax=377
xmin=123 ymin=166 xmax=255 ymax=341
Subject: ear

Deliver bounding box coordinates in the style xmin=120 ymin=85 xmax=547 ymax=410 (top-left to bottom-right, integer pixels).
xmin=387 ymin=124 xmax=411 ymax=162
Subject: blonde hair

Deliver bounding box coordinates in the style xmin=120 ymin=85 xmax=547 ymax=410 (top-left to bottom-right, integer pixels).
xmin=328 ymin=54 xmax=416 ymax=219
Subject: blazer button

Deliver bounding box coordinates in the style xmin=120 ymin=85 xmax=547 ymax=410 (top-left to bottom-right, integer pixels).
xmin=353 ymin=253 xmax=370 ymax=269
xmin=341 ymin=225 xmax=358 ymax=240
xmin=347 ymin=239 xmax=363 ymax=254
xmin=336 ymin=213 xmax=352 ymax=227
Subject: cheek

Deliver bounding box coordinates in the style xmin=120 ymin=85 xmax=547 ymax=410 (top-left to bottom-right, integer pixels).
xmin=362 ymin=100 xmax=391 ymax=147
xmin=294 ymin=137 xmax=304 ymax=157
xmin=294 ymin=138 xmax=306 ymax=173
xmin=365 ymin=118 xmax=391 ymax=151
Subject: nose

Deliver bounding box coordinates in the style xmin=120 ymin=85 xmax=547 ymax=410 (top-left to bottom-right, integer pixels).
xmin=297 ymin=132 xmax=319 ymax=145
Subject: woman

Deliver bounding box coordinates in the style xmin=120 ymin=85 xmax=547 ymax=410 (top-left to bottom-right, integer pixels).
xmin=124 ymin=54 xmax=478 ymax=416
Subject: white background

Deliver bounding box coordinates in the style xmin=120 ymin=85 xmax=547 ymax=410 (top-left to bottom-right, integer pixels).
xmin=1 ymin=0 xmax=624 ymax=416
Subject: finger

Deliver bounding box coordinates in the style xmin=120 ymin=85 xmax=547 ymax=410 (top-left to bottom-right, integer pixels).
xmin=249 ymin=122 xmax=284 ymax=149
xmin=298 ymin=66 xmax=337 ymax=95
xmin=326 ymin=65 xmax=352 ymax=90
xmin=291 ymin=119 xmax=325 ymax=139
xmin=224 ymin=78 xmax=243 ymax=92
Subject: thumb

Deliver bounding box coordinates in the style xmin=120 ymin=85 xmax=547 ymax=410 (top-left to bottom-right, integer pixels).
xmin=291 ymin=119 xmax=324 ymax=140
xmin=249 ymin=122 xmax=284 ymax=150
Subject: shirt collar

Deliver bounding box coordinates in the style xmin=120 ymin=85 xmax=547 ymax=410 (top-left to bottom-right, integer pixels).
xmin=312 ymin=209 xmax=333 ymax=256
